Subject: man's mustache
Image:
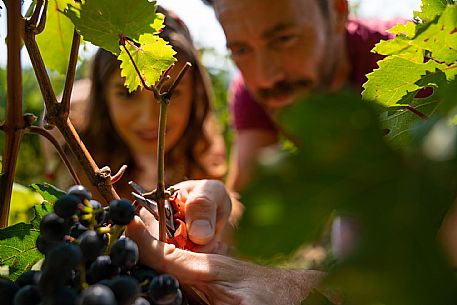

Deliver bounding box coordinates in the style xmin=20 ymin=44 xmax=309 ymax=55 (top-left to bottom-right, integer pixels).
xmin=257 ymin=79 xmax=314 ymax=101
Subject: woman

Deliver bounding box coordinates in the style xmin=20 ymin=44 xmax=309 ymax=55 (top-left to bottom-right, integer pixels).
xmin=45 ymin=7 xmax=226 ymax=200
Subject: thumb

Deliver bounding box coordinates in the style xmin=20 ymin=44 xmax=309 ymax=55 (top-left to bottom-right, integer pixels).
xmin=184 ymin=186 xmax=217 ymax=245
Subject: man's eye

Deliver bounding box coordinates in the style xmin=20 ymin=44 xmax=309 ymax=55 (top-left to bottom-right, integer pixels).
xmin=273 ymin=34 xmax=298 ymax=47
xmin=229 ymin=46 xmax=251 ymax=59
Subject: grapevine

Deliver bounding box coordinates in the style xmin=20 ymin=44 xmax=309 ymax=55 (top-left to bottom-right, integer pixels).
xmin=0 ymin=0 xmax=205 ymax=304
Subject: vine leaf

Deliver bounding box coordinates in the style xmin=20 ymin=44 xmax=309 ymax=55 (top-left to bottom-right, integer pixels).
xmin=118 ymin=33 xmax=176 ymax=91
xmin=362 ymin=56 xmax=445 ymax=106
xmin=0 ymin=204 xmax=50 ymax=280
xmin=238 ymin=92 xmax=457 ymax=304
xmin=36 ymin=0 xmax=74 ymax=74
xmin=414 ymin=4 xmax=457 ymax=64
xmin=381 ymin=99 xmax=439 ymax=148
xmin=29 ymin=183 xmax=66 ymax=205
xmin=30 ymin=203 xmax=54 ymax=229
xmin=414 ymin=0 xmax=449 ymax=23
xmin=373 ymin=21 xmax=424 ymax=62
xmin=64 ymin=0 xmax=158 ymax=54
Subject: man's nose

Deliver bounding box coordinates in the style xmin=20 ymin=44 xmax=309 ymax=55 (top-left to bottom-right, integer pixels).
xmin=255 ymin=50 xmax=285 ymax=89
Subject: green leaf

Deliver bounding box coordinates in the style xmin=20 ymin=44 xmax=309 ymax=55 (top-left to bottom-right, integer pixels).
xmin=238 ymin=91 xmax=457 ymax=305
xmin=118 ymin=33 xmax=176 ymax=91
xmin=64 ymin=0 xmax=158 ymax=54
xmin=30 ymin=203 xmax=54 ymax=230
xmin=0 ymin=223 xmax=42 ymax=280
xmin=414 ymin=0 xmax=449 ymax=22
xmin=436 ymin=77 xmax=457 ymax=117
xmin=151 ymin=13 xmax=165 ymax=34
xmin=9 ymin=183 xmax=43 ymax=226
xmin=373 ymin=21 xmax=424 ymax=62
xmin=413 ymin=4 xmax=457 ymax=64
xmin=387 ymin=21 xmax=417 ymax=38
xmin=29 ymin=183 xmax=66 ymax=204
xmin=381 ymin=100 xmax=439 ymax=148
xmin=362 ymin=56 xmax=445 ymax=106
xmin=373 ymin=36 xmax=424 ymax=62
xmin=36 ymin=0 xmax=74 ymax=74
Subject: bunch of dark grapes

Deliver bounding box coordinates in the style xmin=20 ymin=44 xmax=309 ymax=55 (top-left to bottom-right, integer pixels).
xmin=0 ymin=185 xmax=187 ymax=305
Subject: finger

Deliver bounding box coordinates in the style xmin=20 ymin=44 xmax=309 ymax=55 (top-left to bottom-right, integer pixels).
xmin=126 ymin=216 xmax=217 ymax=284
xmin=183 ymin=180 xmax=231 ymax=245
xmin=125 ymin=216 xmax=171 ymax=271
xmin=138 ymin=207 xmax=159 ymax=239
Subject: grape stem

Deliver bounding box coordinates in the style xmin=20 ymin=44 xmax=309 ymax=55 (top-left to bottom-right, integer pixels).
xmin=28 ymin=126 xmax=81 ymax=185
xmin=23 ymin=14 xmax=121 ymax=207
xmin=107 ymin=225 xmax=125 ymax=254
xmin=156 ymin=99 xmax=169 ymax=242
xmin=155 ymin=63 xmax=192 ymax=242
xmin=121 ymin=36 xmax=192 ymax=242
xmin=0 ymin=0 xmax=24 ymax=227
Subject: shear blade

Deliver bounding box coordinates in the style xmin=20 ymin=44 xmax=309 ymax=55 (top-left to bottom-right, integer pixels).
xmin=129 ymin=181 xmax=147 ymax=194
xmin=131 ymin=192 xmax=159 ymax=219
xmin=132 ymin=192 xmax=176 ymax=233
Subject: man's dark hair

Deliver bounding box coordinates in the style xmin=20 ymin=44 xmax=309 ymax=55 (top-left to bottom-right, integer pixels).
xmin=202 ymin=0 xmax=329 ymax=17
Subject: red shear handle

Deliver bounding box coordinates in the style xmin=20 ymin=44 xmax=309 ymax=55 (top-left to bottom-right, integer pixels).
xmin=166 ymin=194 xmax=199 ymax=250
xmin=167 ymin=219 xmax=198 ymax=250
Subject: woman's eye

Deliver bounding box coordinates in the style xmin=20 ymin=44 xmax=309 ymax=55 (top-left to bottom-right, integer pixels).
xmin=117 ymin=90 xmax=137 ymax=99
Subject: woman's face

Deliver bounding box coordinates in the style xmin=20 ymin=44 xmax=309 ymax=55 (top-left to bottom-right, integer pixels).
xmin=105 ymin=66 xmax=193 ymax=156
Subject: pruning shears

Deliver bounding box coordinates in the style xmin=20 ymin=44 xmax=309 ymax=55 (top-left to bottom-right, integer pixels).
xmin=129 ymin=181 xmax=197 ymax=250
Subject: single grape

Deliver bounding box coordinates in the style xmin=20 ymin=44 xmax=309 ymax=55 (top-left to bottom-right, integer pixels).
xmin=67 ymin=185 xmax=92 ymax=202
xmin=131 ymin=265 xmax=158 ymax=289
xmin=39 ymin=212 xmax=69 ymax=242
xmin=42 ymin=286 xmax=78 ymax=305
xmin=78 ymin=284 xmax=117 ymax=305
xmin=45 ymin=243 xmax=82 ymax=271
xmin=13 ymin=285 xmax=41 ymax=305
xmin=54 ymin=194 xmax=81 ymax=219
xmin=79 ymin=230 xmax=105 ymax=262
xmin=133 ymin=297 xmax=151 ymax=305
xmin=35 ymin=235 xmax=61 ymax=255
xmin=15 ymin=271 xmax=40 ymax=287
xmin=108 ymin=276 xmax=140 ymax=305
xmin=0 ymin=278 xmax=19 ymax=305
xmin=37 ymin=270 xmax=60 ymax=296
xmin=87 ymin=256 xmax=120 ymax=284
xmin=110 ymin=238 xmax=139 ymax=270
xmin=69 ymin=222 xmax=88 ymax=239
xmin=148 ymin=274 xmax=181 ymax=305
xmin=108 ymin=199 xmax=135 ymax=225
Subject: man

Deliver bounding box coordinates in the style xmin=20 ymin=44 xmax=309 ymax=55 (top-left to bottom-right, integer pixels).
xmin=127 ymin=0 xmax=393 ymax=303
xmin=206 ymin=0 xmax=394 ymax=191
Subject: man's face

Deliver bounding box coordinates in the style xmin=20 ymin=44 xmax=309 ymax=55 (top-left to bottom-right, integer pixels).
xmin=215 ymin=0 xmax=341 ymax=108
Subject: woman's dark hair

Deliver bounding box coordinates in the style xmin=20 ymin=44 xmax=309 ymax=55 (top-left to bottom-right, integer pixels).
xmin=82 ymin=6 xmax=215 ymax=194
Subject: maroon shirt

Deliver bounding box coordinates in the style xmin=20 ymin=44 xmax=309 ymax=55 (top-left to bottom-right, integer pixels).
xmin=230 ymin=19 xmax=400 ymax=131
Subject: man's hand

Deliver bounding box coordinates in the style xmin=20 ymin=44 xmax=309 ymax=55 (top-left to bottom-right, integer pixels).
xmin=126 ymin=215 xmax=330 ymax=305
xmin=140 ymin=179 xmax=232 ymax=253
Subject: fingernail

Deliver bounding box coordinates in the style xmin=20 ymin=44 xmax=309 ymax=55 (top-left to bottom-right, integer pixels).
xmin=189 ymin=219 xmax=213 ymax=245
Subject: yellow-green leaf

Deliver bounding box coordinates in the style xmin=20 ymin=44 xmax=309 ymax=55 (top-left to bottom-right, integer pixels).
xmin=118 ymin=33 xmax=176 ymax=92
